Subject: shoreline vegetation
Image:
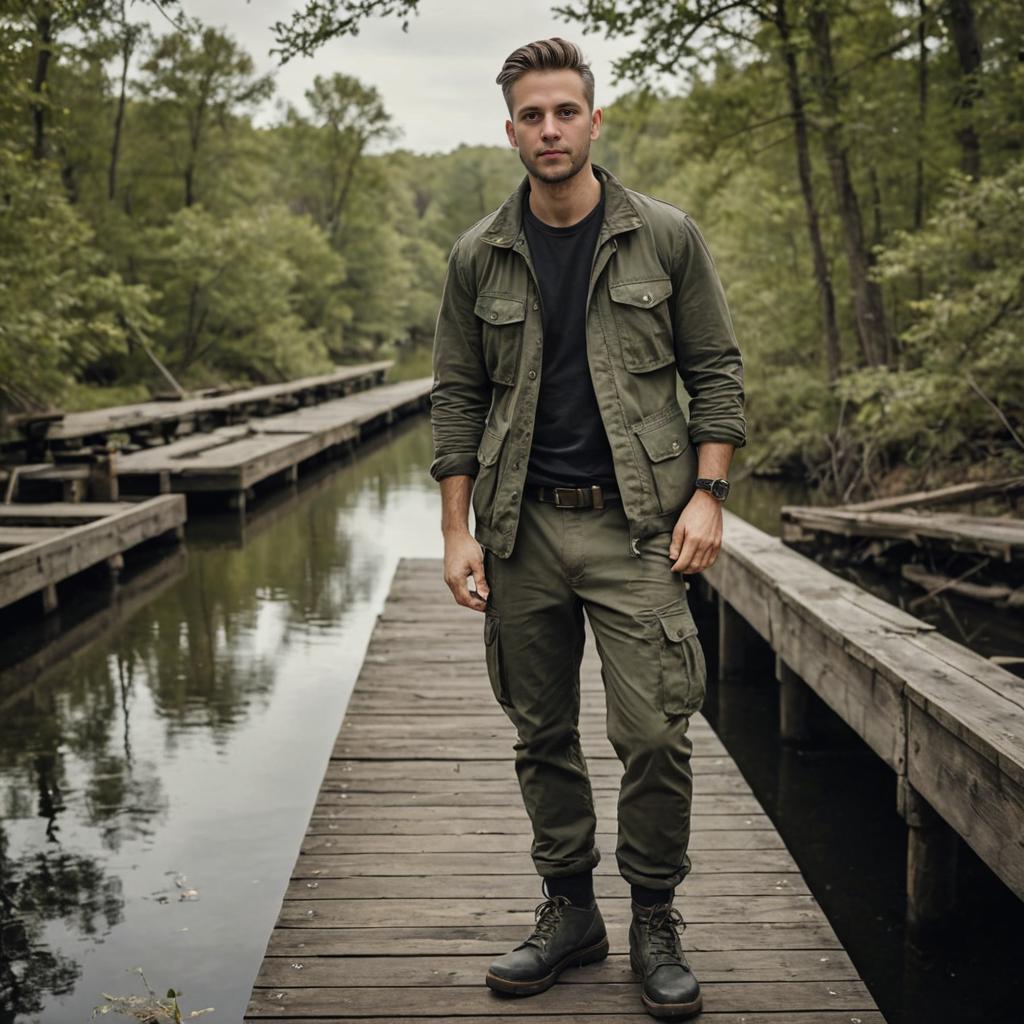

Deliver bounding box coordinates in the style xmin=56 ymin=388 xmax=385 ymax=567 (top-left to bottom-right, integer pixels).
xmin=1 ymin=3 xmax=1021 ymax=503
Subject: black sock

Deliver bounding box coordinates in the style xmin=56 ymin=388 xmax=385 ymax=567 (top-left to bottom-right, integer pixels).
xmin=545 ymin=870 xmax=595 ymax=908
xmin=631 ymin=884 xmax=674 ymax=908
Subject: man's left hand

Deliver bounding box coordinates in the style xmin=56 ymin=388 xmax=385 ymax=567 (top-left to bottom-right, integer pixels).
xmin=669 ymin=490 xmax=723 ymax=574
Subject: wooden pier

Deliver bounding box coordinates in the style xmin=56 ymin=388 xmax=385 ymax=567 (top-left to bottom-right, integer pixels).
xmin=781 ymin=475 xmax=1024 ymax=563
xmin=704 ymin=511 xmax=1024 ymax=924
xmin=116 ymin=377 xmax=432 ymax=509
xmin=246 ymin=559 xmax=883 ymax=1022
xmin=9 ymin=362 xmax=393 ymax=452
xmin=0 ymin=496 xmax=185 ymax=614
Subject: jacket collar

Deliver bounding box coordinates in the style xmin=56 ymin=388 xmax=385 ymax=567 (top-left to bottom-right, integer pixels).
xmin=481 ymin=163 xmax=643 ymax=249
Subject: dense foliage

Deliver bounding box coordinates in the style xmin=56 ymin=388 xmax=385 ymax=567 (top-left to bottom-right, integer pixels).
xmin=1 ymin=1 xmax=1021 ymax=495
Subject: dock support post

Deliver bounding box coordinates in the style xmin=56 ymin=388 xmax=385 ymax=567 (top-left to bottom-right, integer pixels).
xmin=41 ymin=584 xmax=58 ymax=614
xmin=776 ymin=655 xmax=812 ymax=744
xmin=717 ymin=594 xmax=749 ymax=684
xmin=898 ymin=779 xmax=958 ymax=929
xmin=228 ymin=491 xmax=247 ymax=513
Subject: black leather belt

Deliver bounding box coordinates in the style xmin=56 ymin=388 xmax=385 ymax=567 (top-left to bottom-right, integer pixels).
xmin=533 ymin=485 xmax=621 ymax=509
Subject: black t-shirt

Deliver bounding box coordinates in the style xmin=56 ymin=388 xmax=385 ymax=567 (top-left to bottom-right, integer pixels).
xmin=523 ymin=186 xmax=617 ymax=490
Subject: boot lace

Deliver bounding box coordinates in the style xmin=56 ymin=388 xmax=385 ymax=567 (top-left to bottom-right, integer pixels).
xmin=521 ymin=894 xmax=571 ymax=950
xmin=644 ymin=904 xmax=690 ymax=969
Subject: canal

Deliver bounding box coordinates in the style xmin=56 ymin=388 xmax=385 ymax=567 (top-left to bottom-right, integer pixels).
xmin=1 ymin=412 xmax=1021 ymax=1022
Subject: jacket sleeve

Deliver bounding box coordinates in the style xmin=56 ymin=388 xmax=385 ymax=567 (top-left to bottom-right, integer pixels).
xmin=670 ymin=215 xmax=747 ymax=449
xmin=429 ymin=237 xmax=491 ymax=481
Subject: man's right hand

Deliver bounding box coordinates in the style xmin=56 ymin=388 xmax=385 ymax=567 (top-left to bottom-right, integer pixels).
xmin=444 ymin=531 xmax=489 ymax=612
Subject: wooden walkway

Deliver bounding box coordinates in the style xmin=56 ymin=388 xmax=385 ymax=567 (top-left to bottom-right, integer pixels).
xmin=10 ymin=362 xmax=392 ymax=449
xmin=246 ymin=558 xmax=883 ymax=1022
xmin=116 ymin=378 xmax=432 ymax=508
xmin=781 ymin=504 xmax=1024 ymax=562
xmin=0 ymin=496 xmax=185 ymax=614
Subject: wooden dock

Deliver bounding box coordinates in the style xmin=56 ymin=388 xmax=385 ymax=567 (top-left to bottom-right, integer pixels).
xmin=781 ymin=476 xmax=1024 ymax=563
xmin=116 ymin=377 xmax=432 ymax=508
xmin=704 ymin=511 xmax=1024 ymax=923
xmin=9 ymin=362 xmax=393 ymax=451
xmin=0 ymin=496 xmax=186 ymax=614
xmin=780 ymin=504 xmax=1024 ymax=562
xmin=246 ymin=558 xmax=883 ymax=1022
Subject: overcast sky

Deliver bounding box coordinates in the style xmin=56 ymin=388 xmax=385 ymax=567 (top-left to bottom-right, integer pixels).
xmin=136 ymin=0 xmax=649 ymax=154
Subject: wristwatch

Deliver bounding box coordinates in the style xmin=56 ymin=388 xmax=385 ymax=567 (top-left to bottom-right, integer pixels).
xmin=695 ymin=477 xmax=730 ymax=501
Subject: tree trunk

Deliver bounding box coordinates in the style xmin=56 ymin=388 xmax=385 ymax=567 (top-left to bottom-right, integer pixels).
xmin=806 ymin=0 xmax=890 ymax=368
xmin=31 ymin=11 xmax=54 ymax=160
xmin=108 ymin=9 xmax=134 ymax=201
xmin=775 ymin=0 xmax=842 ymax=383
xmin=913 ymin=0 xmax=928 ymax=312
xmin=943 ymin=0 xmax=982 ymax=180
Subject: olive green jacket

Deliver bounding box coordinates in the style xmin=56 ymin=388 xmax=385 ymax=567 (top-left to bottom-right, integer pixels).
xmin=430 ymin=164 xmax=746 ymax=559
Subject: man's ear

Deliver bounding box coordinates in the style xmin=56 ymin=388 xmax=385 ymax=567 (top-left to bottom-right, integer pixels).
xmin=505 ymin=119 xmax=517 ymax=148
xmin=590 ymin=107 xmax=603 ymax=141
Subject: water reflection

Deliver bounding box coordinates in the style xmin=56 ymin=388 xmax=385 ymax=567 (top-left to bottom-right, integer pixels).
xmin=0 ymin=416 xmax=441 ymax=1024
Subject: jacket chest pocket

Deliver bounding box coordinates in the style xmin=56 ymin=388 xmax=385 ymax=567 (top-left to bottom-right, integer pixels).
xmin=474 ymin=294 xmax=525 ymax=386
xmin=608 ymin=276 xmax=674 ymax=373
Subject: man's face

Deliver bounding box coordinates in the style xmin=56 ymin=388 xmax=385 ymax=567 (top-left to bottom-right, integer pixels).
xmin=504 ymin=69 xmax=602 ymax=184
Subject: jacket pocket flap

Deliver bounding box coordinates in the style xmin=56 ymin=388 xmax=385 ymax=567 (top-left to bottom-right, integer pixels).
xmin=477 ymin=426 xmax=508 ymax=467
xmin=635 ymin=415 xmax=690 ymax=463
xmin=655 ymin=605 xmax=698 ymax=643
xmin=609 ymin=277 xmax=673 ymax=309
xmin=474 ymin=294 xmax=526 ymax=325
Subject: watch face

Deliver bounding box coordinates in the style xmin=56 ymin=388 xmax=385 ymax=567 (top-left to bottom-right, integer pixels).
xmin=712 ymin=479 xmax=730 ymax=500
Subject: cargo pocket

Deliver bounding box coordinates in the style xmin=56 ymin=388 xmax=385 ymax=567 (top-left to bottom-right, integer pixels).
xmin=474 ymin=294 xmax=525 ymax=386
xmin=653 ymin=602 xmax=706 ymax=717
xmin=609 ymin=276 xmax=674 ymax=372
xmin=472 ymin=423 xmax=509 ymax=528
xmin=633 ymin=404 xmax=697 ymax=514
xmin=483 ymin=609 xmax=513 ymax=709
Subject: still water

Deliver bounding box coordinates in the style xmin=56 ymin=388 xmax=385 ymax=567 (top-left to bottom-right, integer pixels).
xmin=1 ymin=420 xmax=443 ymax=1024
xmin=1 ymin=413 xmax=1021 ymax=1023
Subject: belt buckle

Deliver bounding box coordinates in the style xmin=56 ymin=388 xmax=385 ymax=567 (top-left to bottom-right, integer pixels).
xmin=553 ymin=487 xmax=581 ymax=508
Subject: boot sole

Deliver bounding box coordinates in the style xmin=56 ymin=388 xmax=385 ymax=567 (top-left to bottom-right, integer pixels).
xmin=485 ymin=935 xmax=610 ymax=997
xmin=630 ymin=954 xmax=703 ymax=1019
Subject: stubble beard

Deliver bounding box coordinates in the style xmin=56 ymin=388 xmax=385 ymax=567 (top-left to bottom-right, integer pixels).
xmin=518 ymin=138 xmax=592 ymax=185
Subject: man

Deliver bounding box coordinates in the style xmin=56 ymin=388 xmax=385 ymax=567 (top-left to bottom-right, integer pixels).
xmin=429 ymin=37 xmax=746 ymax=1020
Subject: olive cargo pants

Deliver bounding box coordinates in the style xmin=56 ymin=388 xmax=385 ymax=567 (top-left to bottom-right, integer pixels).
xmin=482 ymin=494 xmax=707 ymax=891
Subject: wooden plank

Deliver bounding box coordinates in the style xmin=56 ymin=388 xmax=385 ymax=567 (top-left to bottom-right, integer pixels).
xmin=21 ymin=362 xmax=394 ymax=442
xmin=246 ymin=981 xmax=876 ymax=1017
xmin=246 ymin=559 xmax=881 ymax=1022
xmin=0 ymin=526 xmax=67 ymax=548
xmin=706 ymin=509 xmax=1024 ymax=909
xmin=840 ymin=475 xmax=1024 ymax=512
xmin=255 ymin=947 xmax=855 ymax=985
xmin=116 ymin=379 xmax=431 ymax=495
xmin=780 ymin=505 xmax=1024 ymax=561
xmin=284 ymin=874 xmax=810 ymax=900
xmin=0 ymin=496 xmax=185 ymax=610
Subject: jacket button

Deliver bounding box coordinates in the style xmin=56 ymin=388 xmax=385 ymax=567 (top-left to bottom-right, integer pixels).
xmin=643 ymin=294 xmax=652 ymax=303
xmin=504 ymin=375 xmax=512 ymax=383
xmin=532 ymin=302 xmax=539 ymax=310
xmin=528 ymin=370 xmax=537 ymax=380
xmin=490 ymin=312 xmax=498 ymax=320
xmin=671 ymin=439 xmax=680 ymax=450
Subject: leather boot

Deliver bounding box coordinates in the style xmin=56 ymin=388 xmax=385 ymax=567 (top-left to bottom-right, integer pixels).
xmin=629 ymin=898 xmax=702 ymax=1018
xmin=485 ymin=884 xmax=609 ymax=996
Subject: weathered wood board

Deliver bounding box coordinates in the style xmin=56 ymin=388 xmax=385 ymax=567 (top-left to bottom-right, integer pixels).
xmin=245 ymin=558 xmax=882 ymax=1022
xmin=706 ymin=510 xmax=1024 ymax=904
xmin=0 ymin=495 xmax=185 ymax=613
xmin=13 ymin=361 xmax=393 ymax=444
xmin=116 ymin=378 xmax=432 ymax=499
xmin=780 ymin=504 xmax=1024 ymax=562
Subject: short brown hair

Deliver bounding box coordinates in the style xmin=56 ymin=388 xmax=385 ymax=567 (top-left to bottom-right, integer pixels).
xmin=496 ymin=37 xmax=595 ymax=114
